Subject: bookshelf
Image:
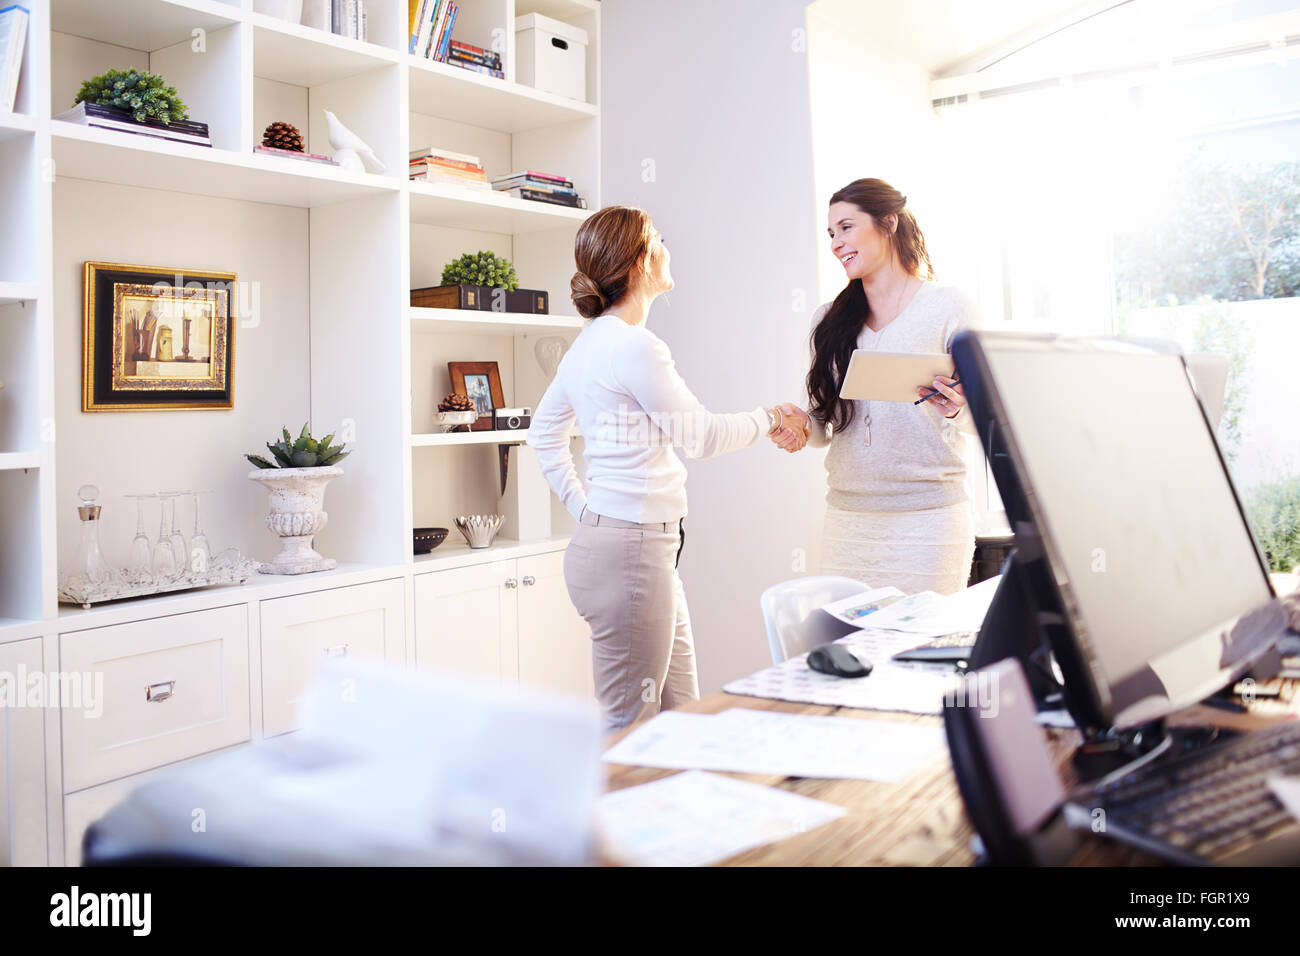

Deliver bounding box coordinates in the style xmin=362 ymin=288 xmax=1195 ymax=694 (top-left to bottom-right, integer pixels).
xmin=0 ymin=0 xmax=600 ymax=864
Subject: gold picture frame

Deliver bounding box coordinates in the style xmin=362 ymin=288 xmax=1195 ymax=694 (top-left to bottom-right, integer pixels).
xmin=83 ymin=261 xmax=236 ymax=411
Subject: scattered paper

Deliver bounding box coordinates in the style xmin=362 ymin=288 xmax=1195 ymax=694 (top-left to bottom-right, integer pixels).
xmin=603 ymin=706 xmax=946 ymax=781
xmin=858 ymin=575 xmax=1002 ymax=635
xmin=1269 ymin=775 xmax=1300 ymax=823
xmin=821 ymin=586 xmax=907 ymax=625
xmin=598 ymin=770 xmax=846 ymax=866
xmin=725 ymin=628 xmax=961 ymax=715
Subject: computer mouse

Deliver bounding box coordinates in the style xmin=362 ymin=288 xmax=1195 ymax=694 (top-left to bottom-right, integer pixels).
xmin=807 ymin=644 xmax=872 ymax=678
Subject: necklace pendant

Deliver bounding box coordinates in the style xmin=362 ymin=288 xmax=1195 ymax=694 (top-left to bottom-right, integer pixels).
xmin=863 ymin=422 xmax=870 ymax=446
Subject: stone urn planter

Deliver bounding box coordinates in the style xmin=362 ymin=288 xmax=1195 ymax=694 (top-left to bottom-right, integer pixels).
xmin=247 ymin=465 xmax=343 ymax=574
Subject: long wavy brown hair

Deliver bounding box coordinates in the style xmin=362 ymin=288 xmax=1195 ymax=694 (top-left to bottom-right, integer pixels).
xmin=807 ymin=179 xmax=935 ymax=432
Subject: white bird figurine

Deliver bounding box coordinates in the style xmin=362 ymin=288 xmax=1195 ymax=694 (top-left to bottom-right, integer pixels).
xmin=323 ymin=109 xmax=386 ymax=174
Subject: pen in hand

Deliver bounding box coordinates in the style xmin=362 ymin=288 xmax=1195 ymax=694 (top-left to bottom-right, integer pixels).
xmin=914 ymin=378 xmax=961 ymax=406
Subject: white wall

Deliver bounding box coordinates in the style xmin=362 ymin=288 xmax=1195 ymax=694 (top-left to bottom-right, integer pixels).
xmin=52 ymin=178 xmax=311 ymax=573
xmin=600 ymin=0 xmax=825 ymax=692
xmin=805 ymin=3 xmax=956 ymax=300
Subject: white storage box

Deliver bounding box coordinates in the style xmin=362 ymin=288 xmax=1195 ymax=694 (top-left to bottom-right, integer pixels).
xmin=515 ymin=13 xmax=588 ymax=102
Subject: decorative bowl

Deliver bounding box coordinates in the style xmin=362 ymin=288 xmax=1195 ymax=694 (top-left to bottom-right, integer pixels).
xmin=437 ymin=410 xmax=478 ymax=432
xmin=454 ymin=513 xmax=505 ymax=549
xmin=413 ymin=526 xmax=449 ymax=555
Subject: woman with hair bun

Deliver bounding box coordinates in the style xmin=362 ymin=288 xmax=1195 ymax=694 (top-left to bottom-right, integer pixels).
xmin=772 ymin=178 xmax=980 ymax=595
xmin=528 ymin=205 xmax=804 ymax=733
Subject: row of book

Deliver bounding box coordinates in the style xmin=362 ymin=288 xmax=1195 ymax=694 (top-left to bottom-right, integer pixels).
xmin=410 ymin=145 xmax=490 ymax=191
xmin=447 ymin=40 xmax=504 ymax=81
xmin=408 ymin=0 xmax=459 ymax=62
xmin=492 ymin=172 xmax=587 ymax=209
xmin=312 ymin=0 xmax=369 ymax=42
xmin=0 ymin=3 xmax=27 ymax=114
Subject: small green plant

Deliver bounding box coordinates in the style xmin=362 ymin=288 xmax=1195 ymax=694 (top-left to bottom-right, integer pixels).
xmin=247 ymin=424 xmax=350 ymax=470
xmin=75 ymin=68 xmax=189 ymax=125
xmin=1245 ymin=475 xmax=1300 ymax=573
xmin=441 ymin=251 xmax=518 ymax=290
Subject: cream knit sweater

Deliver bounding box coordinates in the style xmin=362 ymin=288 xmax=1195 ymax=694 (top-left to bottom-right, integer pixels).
xmin=807 ymin=281 xmax=980 ymax=513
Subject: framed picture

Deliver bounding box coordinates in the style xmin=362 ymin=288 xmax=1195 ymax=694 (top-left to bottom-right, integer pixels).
xmin=447 ymin=361 xmax=505 ymax=431
xmin=83 ymin=261 xmax=236 ymax=411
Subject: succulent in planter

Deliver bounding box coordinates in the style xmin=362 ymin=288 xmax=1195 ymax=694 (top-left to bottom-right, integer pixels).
xmin=441 ymin=250 xmax=519 ymax=290
xmin=75 ymin=68 xmax=189 ymax=125
xmin=247 ymin=423 xmax=350 ymax=470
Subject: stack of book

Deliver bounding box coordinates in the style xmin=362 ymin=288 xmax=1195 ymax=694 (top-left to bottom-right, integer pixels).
xmin=54 ymin=101 xmax=211 ymax=148
xmin=447 ymin=40 xmax=503 ymax=80
xmin=408 ymin=0 xmax=459 ymax=62
xmin=0 ymin=3 xmax=28 ymax=114
xmin=491 ymin=172 xmax=587 ymax=209
xmin=410 ymin=146 xmax=490 ymax=191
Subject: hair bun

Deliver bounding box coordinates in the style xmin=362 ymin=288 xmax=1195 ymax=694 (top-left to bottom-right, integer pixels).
xmin=570 ymin=271 xmax=608 ymax=319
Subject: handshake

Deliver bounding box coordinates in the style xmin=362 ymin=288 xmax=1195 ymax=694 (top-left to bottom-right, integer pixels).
xmin=766 ymin=403 xmax=813 ymax=454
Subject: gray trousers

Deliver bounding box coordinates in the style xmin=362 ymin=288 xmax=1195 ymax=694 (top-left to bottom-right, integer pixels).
xmin=564 ymin=509 xmax=699 ymax=734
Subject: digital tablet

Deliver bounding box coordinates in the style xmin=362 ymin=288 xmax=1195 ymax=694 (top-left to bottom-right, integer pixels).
xmin=839 ymin=350 xmax=955 ymax=403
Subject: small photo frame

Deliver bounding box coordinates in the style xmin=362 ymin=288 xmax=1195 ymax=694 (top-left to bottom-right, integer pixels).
xmin=448 ymin=361 xmax=505 ymax=431
xmin=83 ymin=261 xmax=236 ymax=411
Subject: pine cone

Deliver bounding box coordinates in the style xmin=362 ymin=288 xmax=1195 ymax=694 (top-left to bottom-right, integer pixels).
xmin=262 ymin=121 xmax=304 ymax=152
xmin=439 ymin=392 xmax=474 ymax=412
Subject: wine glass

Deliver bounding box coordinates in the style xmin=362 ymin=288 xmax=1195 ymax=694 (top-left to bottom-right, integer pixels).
xmin=152 ymin=493 xmax=178 ymax=581
xmin=167 ymin=489 xmax=190 ymax=577
xmin=189 ymin=490 xmax=212 ymax=577
xmin=124 ymin=493 xmax=155 ymax=579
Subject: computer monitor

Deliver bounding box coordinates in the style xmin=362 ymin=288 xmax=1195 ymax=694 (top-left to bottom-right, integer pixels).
xmin=952 ymin=332 xmax=1289 ymax=735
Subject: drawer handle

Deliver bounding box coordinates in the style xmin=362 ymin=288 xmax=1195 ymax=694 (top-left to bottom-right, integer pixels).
xmin=145 ymin=680 xmax=176 ymax=703
xmin=504 ymin=577 xmax=518 ymax=589
xmin=522 ymin=575 xmax=536 ymax=586
xmin=323 ymin=643 xmax=349 ymax=658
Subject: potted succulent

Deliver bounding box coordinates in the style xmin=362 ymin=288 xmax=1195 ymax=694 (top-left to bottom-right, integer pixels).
xmin=410 ymin=251 xmax=550 ymax=314
xmin=74 ymin=68 xmax=189 ymax=125
xmin=246 ymin=424 xmax=350 ymax=574
xmin=441 ymin=250 xmax=519 ymax=291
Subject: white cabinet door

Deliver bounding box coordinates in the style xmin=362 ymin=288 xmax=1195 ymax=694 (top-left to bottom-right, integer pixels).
xmin=259 ymin=578 xmax=406 ymax=737
xmin=516 ymin=551 xmax=594 ymax=700
xmin=413 ymin=561 xmax=516 ymax=680
xmin=60 ymin=605 xmax=251 ymax=793
xmin=0 ymin=638 xmax=47 ymax=865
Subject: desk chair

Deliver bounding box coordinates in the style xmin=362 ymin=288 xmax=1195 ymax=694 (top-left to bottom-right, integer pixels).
xmin=760 ymin=576 xmax=866 ymax=664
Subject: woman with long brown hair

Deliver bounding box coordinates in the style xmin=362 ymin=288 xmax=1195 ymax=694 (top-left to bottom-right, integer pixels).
xmin=774 ymin=178 xmax=980 ymax=595
xmin=528 ymin=205 xmax=797 ymax=732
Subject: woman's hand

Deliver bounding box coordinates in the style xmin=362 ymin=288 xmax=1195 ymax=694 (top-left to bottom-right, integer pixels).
xmin=769 ymin=404 xmax=811 ymax=453
xmin=916 ymin=376 xmax=966 ymax=418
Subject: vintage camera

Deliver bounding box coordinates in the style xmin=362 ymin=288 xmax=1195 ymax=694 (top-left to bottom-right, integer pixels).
xmin=495 ymin=407 xmax=532 ymax=430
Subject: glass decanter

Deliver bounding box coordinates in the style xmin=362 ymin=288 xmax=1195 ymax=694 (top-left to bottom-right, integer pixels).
xmin=74 ymin=484 xmax=112 ymax=584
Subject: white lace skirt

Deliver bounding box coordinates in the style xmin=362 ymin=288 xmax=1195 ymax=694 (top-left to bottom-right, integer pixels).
xmin=821 ymin=501 xmax=976 ymax=595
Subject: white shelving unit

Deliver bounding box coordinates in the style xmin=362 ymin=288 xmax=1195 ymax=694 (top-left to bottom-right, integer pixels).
xmin=0 ymin=0 xmax=600 ymax=866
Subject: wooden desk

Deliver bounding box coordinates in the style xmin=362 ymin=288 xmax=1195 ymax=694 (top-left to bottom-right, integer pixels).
xmin=602 ymin=691 xmax=1296 ymax=867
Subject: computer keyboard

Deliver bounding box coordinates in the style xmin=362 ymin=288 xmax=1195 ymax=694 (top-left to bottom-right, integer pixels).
xmin=1072 ymin=720 xmax=1300 ymax=866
